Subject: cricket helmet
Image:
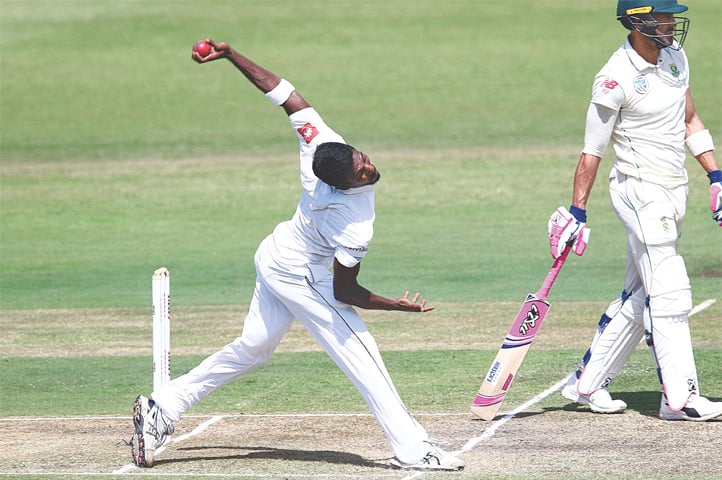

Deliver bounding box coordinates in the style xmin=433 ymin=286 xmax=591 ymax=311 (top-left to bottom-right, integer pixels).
xmin=616 ymin=0 xmax=689 ymax=50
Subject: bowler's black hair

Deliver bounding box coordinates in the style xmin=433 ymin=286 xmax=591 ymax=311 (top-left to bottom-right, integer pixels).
xmin=312 ymin=142 xmax=356 ymax=188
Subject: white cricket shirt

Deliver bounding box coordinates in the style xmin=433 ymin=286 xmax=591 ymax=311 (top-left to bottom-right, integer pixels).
xmin=589 ymin=38 xmax=690 ymax=187
xmin=267 ymin=107 xmax=375 ymax=276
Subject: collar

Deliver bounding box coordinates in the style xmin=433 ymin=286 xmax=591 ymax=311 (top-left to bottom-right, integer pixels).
xmin=339 ymin=184 xmax=376 ymax=195
xmin=623 ymin=37 xmax=658 ymax=72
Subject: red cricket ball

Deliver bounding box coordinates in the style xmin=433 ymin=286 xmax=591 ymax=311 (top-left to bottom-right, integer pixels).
xmin=194 ymin=40 xmax=212 ymax=57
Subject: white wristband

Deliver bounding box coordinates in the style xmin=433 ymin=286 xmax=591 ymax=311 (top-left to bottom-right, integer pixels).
xmin=685 ymin=129 xmax=715 ymax=157
xmin=264 ymin=79 xmax=295 ymax=106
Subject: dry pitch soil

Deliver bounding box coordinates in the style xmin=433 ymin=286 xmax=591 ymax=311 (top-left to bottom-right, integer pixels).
xmin=1 ymin=303 xmax=720 ymax=479
xmin=2 ymin=406 xmax=721 ymax=479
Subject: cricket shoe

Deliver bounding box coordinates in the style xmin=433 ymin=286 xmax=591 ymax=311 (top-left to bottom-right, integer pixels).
xmin=390 ymin=441 xmax=464 ymax=471
xmin=587 ymin=389 xmax=627 ymax=414
xmin=561 ymin=372 xmax=626 ymax=413
xmin=132 ymin=395 xmax=175 ymax=467
xmin=561 ymin=371 xmax=586 ymax=404
xmin=659 ymin=394 xmax=722 ymax=422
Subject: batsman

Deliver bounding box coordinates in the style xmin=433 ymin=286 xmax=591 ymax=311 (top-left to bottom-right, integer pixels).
xmin=554 ymin=0 xmax=722 ymax=421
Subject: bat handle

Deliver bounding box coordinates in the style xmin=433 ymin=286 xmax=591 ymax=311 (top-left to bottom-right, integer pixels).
xmin=537 ymin=245 xmax=571 ymax=300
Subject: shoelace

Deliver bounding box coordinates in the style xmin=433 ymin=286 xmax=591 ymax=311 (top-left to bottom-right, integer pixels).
xmin=147 ymin=409 xmax=175 ymax=445
xmin=421 ymin=451 xmax=442 ymax=466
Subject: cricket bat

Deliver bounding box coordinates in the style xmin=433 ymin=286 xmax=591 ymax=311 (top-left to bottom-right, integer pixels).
xmin=471 ymin=246 xmax=572 ymax=420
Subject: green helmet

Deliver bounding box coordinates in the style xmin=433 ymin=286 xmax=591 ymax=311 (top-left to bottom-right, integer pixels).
xmin=616 ymin=0 xmax=687 ymax=18
xmin=616 ymin=0 xmax=689 ymax=50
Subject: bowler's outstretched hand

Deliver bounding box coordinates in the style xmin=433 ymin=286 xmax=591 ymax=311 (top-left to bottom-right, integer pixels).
xmin=397 ymin=291 xmax=434 ymax=312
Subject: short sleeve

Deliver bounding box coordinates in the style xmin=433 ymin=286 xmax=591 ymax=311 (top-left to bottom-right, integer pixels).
xmin=334 ymin=245 xmax=368 ymax=268
xmin=287 ymin=107 xmax=346 ymax=190
xmin=590 ymin=75 xmax=625 ymax=112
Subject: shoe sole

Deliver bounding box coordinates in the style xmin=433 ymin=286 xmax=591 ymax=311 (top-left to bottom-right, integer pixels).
xmin=390 ymin=462 xmax=464 ymax=471
xmin=132 ymin=396 xmax=154 ymax=467
xmin=588 ymin=396 xmax=627 ymax=414
xmin=660 ymin=410 xmax=722 ymax=422
xmin=589 ymin=404 xmax=626 ymax=414
xmin=390 ymin=458 xmax=464 ymax=471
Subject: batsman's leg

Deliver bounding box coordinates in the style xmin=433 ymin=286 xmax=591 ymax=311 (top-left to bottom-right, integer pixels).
xmin=621 ymin=181 xmax=722 ymax=421
xmin=561 ymin=290 xmax=629 ymax=402
xmin=562 ymin=269 xmax=645 ymax=413
xmin=573 ymin=291 xmax=644 ymax=413
xmin=643 ymin=254 xmax=722 ymax=421
xmin=561 ymin=243 xmax=646 ymax=407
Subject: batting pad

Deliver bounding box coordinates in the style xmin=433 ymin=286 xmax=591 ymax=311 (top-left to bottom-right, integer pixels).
xmin=647 ymin=314 xmax=698 ymax=410
xmin=578 ymin=291 xmax=645 ymax=395
xmin=648 ymin=255 xmax=692 ymax=316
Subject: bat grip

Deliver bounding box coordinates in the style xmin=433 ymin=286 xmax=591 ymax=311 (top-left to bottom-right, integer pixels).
xmin=537 ymin=245 xmax=571 ymax=300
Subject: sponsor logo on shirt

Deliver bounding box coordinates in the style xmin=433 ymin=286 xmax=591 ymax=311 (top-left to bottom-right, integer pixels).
xmin=601 ymin=79 xmax=619 ymax=94
xmin=633 ymin=75 xmax=649 ymax=94
xmin=297 ymin=122 xmax=319 ymax=144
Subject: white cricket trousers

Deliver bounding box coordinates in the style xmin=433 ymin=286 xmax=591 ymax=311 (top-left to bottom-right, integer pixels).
xmin=152 ymin=235 xmax=430 ymax=464
xmin=580 ymin=168 xmax=698 ymax=409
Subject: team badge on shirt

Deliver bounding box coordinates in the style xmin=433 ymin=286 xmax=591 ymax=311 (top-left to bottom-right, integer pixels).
xmin=633 ymin=75 xmax=649 ymax=94
xmin=669 ymin=64 xmax=680 ymax=78
xmin=298 ymin=122 xmax=320 ymax=144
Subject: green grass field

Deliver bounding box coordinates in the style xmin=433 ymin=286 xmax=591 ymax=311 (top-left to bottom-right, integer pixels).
xmin=1 ymin=1 xmax=721 ymax=479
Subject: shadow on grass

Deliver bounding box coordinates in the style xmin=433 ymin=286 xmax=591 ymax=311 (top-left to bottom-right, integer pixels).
xmin=157 ymin=444 xmax=393 ymax=469
xmin=547 ymin=390 xmax=660 ymax=417
xmin=550 ymin=390 xmax=722 ymax=420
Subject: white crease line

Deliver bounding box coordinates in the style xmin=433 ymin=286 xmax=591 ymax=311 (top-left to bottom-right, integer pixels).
xmin=454 ymin=298 xmax=716 ymax=453
xmin=169 ymin=415 xmax=224 ymax=444
xmin=402 ymin=297 xmax=716 ymax=480
xmin=399 ymin=377 xmax=569 ymax=480
xmin=460 ymin=377 xmax=569 ymax=453
xmin=112 ymin=415 xmax=224 ymax=474
xmin=112 ymin=463 xmax=136 ymax=474
xmin=2 ymin=474 xmax=402 ymax=478
xmin=0 ymin=412 xmax=469 ymax=422
xmin=9 ymin=298 xmax=717 ymax=478
xmin=690 ymin=298 xmax=715 ymax=316
xmin=398 ymin=376 xmax=571 ymax=480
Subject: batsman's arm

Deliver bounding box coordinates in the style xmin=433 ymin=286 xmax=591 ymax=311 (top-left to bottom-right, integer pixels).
xmin=684 ymin=90 xmax=719 ymax=172
xmin=571 ymin=102 xmax=617 ymax=211
xmin=332 ymin=260 xmax=434 ymax=312
xmin=191 ymin=39 xmax=310 ymax=115
xmin=683 ymin=89 xmax=721 ymax=226
xmin=571 ymin=153 xmax=602 ymax=211
xmin=550 ymin=152 xmax=598 ymax=259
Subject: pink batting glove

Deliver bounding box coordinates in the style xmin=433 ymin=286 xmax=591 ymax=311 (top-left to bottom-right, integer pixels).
xmin=548 ymin=206 xmax=591 ymax=258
